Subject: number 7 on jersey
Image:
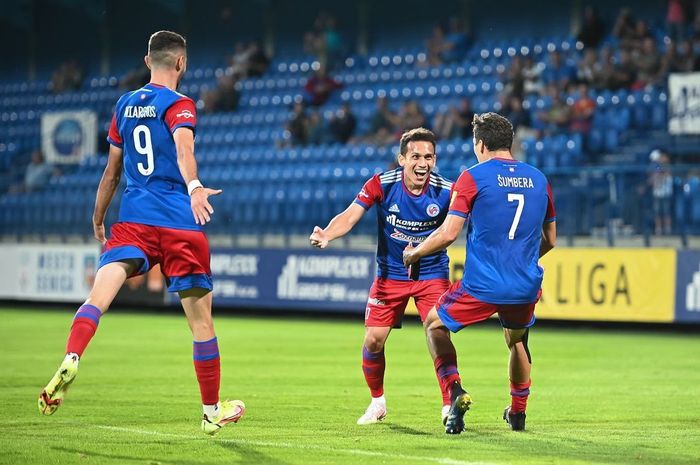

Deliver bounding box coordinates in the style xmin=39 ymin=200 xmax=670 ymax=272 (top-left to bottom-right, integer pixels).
xmin=507 ymin=193 xmax=524 ymax=240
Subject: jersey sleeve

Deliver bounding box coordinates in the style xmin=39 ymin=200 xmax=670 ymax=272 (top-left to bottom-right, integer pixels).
xmin=354 ymin=174 xmax=383 ymax=209
xmin=164 ymin=98 xmax=197 ymax=135
xmin=106 ymin=113 xmax=123 ymax=148
xmin=448 ymin=171 xmax=478 ymax=218
xmin=545 ymin=182 xmax=556 ymax=222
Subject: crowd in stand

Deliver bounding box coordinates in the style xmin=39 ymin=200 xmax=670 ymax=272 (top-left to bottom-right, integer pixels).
xmin=283 ymin=4 xmax=699 ymax=151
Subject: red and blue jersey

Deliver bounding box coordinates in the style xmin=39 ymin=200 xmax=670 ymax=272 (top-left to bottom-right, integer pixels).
xmin=449 ymin=158 xmax=556 ymax=304
xmin=107 ymin=83 xmax=198 ymax=231
xmin=355 ymin=168 xmax=453 ymax=281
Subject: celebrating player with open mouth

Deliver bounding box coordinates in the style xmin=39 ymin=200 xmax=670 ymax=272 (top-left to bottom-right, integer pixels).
xmin=403 ymin=113 xmax=557 ymax=433
xmin=38 ymin=31 xmax=244 ymax=436
xmin=310 ymin=128 xmax=458 ymax=425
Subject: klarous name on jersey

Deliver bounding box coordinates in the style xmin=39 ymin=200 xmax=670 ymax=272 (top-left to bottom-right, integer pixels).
xmin=497 ymin=174 xmax=534 ymax=189
xmin=124 ymin=105 xmax=157 ymax=118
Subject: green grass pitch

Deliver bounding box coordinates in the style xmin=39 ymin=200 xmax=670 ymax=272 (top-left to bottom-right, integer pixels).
xmin=1 ymin=307 xmax=699 ymax=465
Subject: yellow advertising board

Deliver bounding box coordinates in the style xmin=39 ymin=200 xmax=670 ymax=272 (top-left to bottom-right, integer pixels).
xmin=407 ymin=247 xmax=676 ymax=323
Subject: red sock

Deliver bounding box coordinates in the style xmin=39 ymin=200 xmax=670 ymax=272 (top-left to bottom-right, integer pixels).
xmin=362 ymin=346 xmax=385 ymax=397
xmin=510 ymin=379 xmax=531 ymax=413
xmin=193 ymin=338 xmax=221 ymax=405
xmin=434 ymin=353 xmax=461 ymax=404
xmin=65 ymin=304 xmax=102 ymax=357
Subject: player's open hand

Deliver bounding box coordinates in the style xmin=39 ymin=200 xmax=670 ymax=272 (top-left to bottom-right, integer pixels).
xmin=309 ymin=226 xmax=329 ymax=248
xmin=190 ymin=186 xmax=222 ymax=225
xmin=93 ymin=222 xmax=106 ymax=245
xmin=402 ymin=242 xmax=419 ymax=267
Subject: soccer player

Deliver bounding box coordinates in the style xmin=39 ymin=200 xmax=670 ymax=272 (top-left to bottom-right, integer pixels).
xmin=309 ymin=128 xmax=456 ymax=425
xmin=403 ymin=113 xmax=557 ymax=433
xmin=38 ymin=31 xmax=245 ymax=436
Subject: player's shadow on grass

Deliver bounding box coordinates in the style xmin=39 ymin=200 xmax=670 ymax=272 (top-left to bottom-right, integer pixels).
xmin=383 ymin=422 xmax=432 ymax=436
xmin=50 ymin=446 xmax=209 ymax=465
xmin=217 ymin=441 xmax=294 ymax=465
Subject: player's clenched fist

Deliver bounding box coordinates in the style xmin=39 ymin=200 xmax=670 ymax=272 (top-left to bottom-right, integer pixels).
xmin=309 ymin=226 xmax=329 ymax=248
xmin=190 ymin=186 xmax=222 ymax=225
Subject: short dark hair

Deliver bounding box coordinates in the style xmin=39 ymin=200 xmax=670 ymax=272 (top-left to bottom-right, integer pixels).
xmin=148 ymin=30 xmax=187 ymax=68
xmin=472 ymin=112 xmax=513 ymax=151
xmin=399 ymin=127 xmax=437 ymax=155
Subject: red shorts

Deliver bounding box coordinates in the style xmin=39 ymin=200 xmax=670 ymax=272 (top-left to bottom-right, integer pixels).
xmin=99 ymin=222 xmax=212 ymax=292
xmin=436 ymin=281 xmax=540 ymax=332
xmin=365 ymin=277 xmax=451 ymax=327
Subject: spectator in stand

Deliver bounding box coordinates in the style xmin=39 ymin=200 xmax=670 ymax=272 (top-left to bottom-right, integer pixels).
xmin=433 ymin=98 xmax=474 ymax=140
xmin=352 ymin=96 xmax=399 ymax=145
xmin=648 ymin=149 xmax=674 ymax=235
xmin=576 ymin=5 xmax=606 ymax=49
xmin=537 ymin=88 xmax=571 ymax=134
xmin=304 ymin=13 xmax=344 ymax=69
xmin=303 ymin=66 xmax=342 ymax=106
xmin=307 ymin=111 xmax=331 ymax=146
xmin=630 ymin=20 xmax=653 ymax=52
xmin=423 ymin=25 xmax=447 ymax=67
xmin=229 ymin=42 xmax=251 ymax=78
xmin=674 ymin=40 xmax=698 ymax=72
xmin=51 ymin=59 xmax=84 ymax=93
xmin=576 ymin=49 xmax=600 ymax=87
xmin=23 ymin=150 xmax=60 ymax=193
xmin=542 ymin=51 xmax=575 ymax=91
xmin=329 ymin=103 xmax=357 ymax=144
xmin=506 ymin=96 xmax=532 ymax=133
xmin=441 ymin=18 xmax=469 ymax=63
xmin=286 ymin=101 xmax=308 ymax=146
xmin=396 ymin=100 xmax=427 ymax=133
xmin=611 ymin=49 xmax=637 ymax=89
xmin=522 ymin=56 xmax=545 ymax=95
xmin=321 ymin=16 xmax=345 ymax=69
xmin=633 ymin=38 xmax=662 ymax=89
xmin=201 ymin=74 xmax=240 ymax=113
xmin=246 ymin=41 xmax=270 ymax=77
xmin=667 ymin=0 xmax=695 ymax=41
xmin=570 ymin=83 xmax=596 ymax=135
xmin=229 ymin=41 xmax=269 ymax=79
xmin=593 ymin=46 xmax=616 ymax=89
xmin=119 ymin=63 xmax=150 ymax=90
xmin=503 ymin=55 xmax=525 ymax=98
xmin=613 ymin=8 xmax=637 ymax=50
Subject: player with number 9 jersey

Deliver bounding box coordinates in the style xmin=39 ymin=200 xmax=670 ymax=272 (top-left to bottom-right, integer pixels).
xmin=107 ymin=83 xmax=199 ymax=231
xmin=39 ymin=31 xmax=244 ymax=436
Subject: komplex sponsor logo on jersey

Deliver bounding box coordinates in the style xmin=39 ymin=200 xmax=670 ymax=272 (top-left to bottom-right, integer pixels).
xmin=385 ymin=214 xmax=439 ymax=231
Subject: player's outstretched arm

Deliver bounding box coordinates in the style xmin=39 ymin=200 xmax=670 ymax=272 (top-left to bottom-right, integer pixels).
xmin=539 ymin=221 xmax=557 ymax=258
xmin=92 ymin=144 xmax=124 ymax=244
xmin=173 ymin=127 xmax=222 ymax=225
xmin=309 ymin=203 xmax=366 ymax=248
xmin=403 ymin=213 xmax=465 ymax=266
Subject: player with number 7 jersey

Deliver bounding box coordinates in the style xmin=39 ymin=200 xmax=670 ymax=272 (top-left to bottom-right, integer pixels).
xmin=403 ymin=112 xmax=556 ymax=434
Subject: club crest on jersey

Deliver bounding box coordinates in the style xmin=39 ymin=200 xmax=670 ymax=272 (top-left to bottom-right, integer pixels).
xmin=388 ymin=203 xmax=400 ymax=213
xmin=426 ymin=203 xmax=440 ymax=217
xmin=176 ymin=109 xmax=194 ymax=119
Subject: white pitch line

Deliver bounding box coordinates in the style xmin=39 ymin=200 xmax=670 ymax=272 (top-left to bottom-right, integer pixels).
xmin=94 ymin=424 xmax=502 ymax=465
